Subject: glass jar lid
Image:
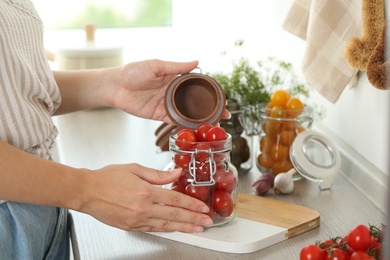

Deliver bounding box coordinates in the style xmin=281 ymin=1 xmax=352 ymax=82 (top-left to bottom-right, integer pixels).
xmin=290 ymin=130 xmax=341 ymax=189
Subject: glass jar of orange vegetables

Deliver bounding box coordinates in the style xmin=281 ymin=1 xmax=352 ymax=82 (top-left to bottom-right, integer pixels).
xmin=256 ymin=90 xmax=313 ymax=179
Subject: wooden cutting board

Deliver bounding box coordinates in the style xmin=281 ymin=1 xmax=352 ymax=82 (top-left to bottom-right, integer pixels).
xmin=148 ymin=193 xmax=320 ymax=254
xmin=236 ymin=193 xmax=320 ymax=238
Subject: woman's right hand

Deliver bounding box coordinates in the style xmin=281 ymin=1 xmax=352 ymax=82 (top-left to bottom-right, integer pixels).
xmin=79 ymin=164 xmax=213 ymax=233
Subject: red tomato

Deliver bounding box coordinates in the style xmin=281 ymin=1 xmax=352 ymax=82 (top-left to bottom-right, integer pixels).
xmin=177 ymin=128 xmax=195 ymax=136
xmin=370 ymin=236 xmax=382 ymax=259
xmin=206 ymin=126 xmax=227 ymax=142
xmin=196 ymin=124 xmax=214 ymax=142
xmin=300 ymin=244 xmax=326 ymax=260
xmin=184 ymin=184 xmax=209 ymax=202
xmin=324 ymin=248 xmax=349 ymax=260
xmin=176 ymin=130 xmax=196 ymax=150
xmin=318 ymin=239 xmax=338 ymax=250
xmin=176 ymin=171 xmax=193 ymax=187
xmin=214 ymin=168 xmax=236 ymax=194
xmin=207 ymin=207 xmax=215 ymax=219
xmin=195 ymin=162 xmax=211 ymax=182
xmin=347 ymin=225 xmax=373 ymax=251
xmin=171 ymin=184 xmax=185 ymax=193
xmin=211 ymin=190 xmax=233 ymax=215
xmin=174 ymin=154 xmax=191 ymax=168
xmin=194 ymin=142 xmax=212 ymax=162
xmin=217 ymin=203 xmax=234 ymax=217
xmin=349 ymin=251 xmax=374 ymax=260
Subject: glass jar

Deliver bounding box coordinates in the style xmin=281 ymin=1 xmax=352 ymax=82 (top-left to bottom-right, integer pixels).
xmin=256 ymin=105 xmax=313 ymax=179
xmin=164 ymin=133 xmax=238 ymax=227
xmin=220 ymin=109 xmax=253 ymax=176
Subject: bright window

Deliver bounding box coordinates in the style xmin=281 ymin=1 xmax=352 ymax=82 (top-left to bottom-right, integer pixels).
xmin=33 ymin=0 xmax=172 ymax=29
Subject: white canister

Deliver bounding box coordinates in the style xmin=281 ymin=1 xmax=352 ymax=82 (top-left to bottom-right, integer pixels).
xmin=54 ymin=23 xmax=124 ymax=70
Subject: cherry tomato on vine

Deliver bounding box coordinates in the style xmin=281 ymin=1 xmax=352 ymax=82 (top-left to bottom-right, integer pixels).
xmin=349 ymin=251 xmax=375 ymax=260
xmin=196 ymin=124 xmax=214 ymax=142
xmin=324 ymin=248 xmax=349 ymax=260
xmin=347 ymin=225 xmax=373 ymax=251
xmin=300 ymin=244 xmax=326 ymax=260
xmin=318 ymin=239 xmax=338 ymax=250
xmin=206 ymin=126 xmax=227 ymax=142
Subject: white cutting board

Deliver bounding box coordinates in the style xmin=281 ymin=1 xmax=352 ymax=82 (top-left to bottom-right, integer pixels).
xmin=148 ymin=193 xmax=320 ymax=254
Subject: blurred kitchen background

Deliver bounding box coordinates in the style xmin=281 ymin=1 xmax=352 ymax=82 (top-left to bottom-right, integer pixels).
xmin=35 ymin=0 xmax=389 ymax=194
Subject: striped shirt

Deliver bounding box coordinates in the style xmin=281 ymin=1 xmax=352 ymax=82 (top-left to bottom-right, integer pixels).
xmin=0 ymin=0 xmax=61 ymax=160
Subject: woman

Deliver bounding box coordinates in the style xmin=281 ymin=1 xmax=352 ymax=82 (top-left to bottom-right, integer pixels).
xmin=0 ymin=0 xmax=229 ymax=259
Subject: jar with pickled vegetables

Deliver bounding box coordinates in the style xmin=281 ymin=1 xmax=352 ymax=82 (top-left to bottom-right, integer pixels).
xmin=256 ymin=90 xmax=313 ymax=179
xmin=164 ymin=126 xmax=238 ymax=227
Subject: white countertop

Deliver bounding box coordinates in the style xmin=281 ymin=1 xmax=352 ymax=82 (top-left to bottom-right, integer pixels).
xmin=53 ymin=108 xmax=386 ymax=260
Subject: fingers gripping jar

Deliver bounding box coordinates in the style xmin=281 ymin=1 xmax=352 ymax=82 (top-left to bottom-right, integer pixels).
xmin=164 ymin=134 xmax=238 ymax=227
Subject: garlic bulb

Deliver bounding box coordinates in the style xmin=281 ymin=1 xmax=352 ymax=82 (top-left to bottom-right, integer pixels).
xmin=274 ymin=169 xmax=295 ymax=194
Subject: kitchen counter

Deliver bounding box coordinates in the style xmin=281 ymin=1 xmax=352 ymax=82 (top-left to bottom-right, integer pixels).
xmin=53 ymin=108 xmax=387 ymax=260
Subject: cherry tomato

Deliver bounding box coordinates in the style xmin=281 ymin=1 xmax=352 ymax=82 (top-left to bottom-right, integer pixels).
xmin=347 ymin=225 xmax=373 ymax=251
xmin=257 ymin=153 xmax=275 ymax=168
xmin=370 ymin=237 xmax=382 ymax=259
xmin=176 ymin=130 xmax=196 ymax=150
xmin=171 ymin=184 xmax=185 ymax=193
xmin=262 ymin=120 xmax=282 ymax=138
xmin=195 ymin=162 xmax=211 ymax=182
xmin=174 ymin=154 xmax=191 ymax=168
xmin=272 ymin=160 xmax=293 ymax=175
xmin=196 ymin=162 xmax=225 ymax=182
xmin=336 ymin=235 xmax=355 ymax=255
xmin=318 ymin=239 xmax=338 ymax=250
xmin=185 ymin=184 xmax=209 ymax=202
xmin=177 ymin=128 xmax=195 ymax=136
xmin=270 ymin=143 xmax=289 ymax=162
xmin=217 ymin=203 xmax=234 ymax=217
xmin=196 ymin=124 xmax=214 ymax=142
xmin=349 ymin=251 xmax=375 ymax=260
xmin=207 ymin=207 xmax=215 ymax=219
xmin=206 ymin=126 xmax=227 ymax=142
xmin=263 ymin=102 xmax=274 ymax=114
xmin=270 ymin=105 xmax=286 ymax=118
xmin=279 ymin=130 xmax=296 ymax=146
xmin=325 ymin=248 xmax=349 ymax=260
xmin=194 ymin=142 xmax=212 ymax=162
xmin=259 ymin=135 xmax=276 ymax=154
xmin=285 ymin=97 xmax=304 ymax=118
xmin=270 ymin=89 xmax=291 ymax=107
xmin=214 ymin=168 xmax=236 ymax=194
xmin=300 ymin=244 xmax=326 ymax=260
xmin=211 ymin=190 xmax=233 ymax=215
xmin=176 ymin=171 xmax=193 ymax=187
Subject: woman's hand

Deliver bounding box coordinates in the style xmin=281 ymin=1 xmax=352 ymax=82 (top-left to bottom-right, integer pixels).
xmin=107 ymin=59 xmax=195 ymax=122
xmin=80 ymin=164 xmax=213 ymax=233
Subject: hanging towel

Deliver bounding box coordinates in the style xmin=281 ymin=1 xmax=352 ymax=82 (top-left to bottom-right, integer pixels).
xmin=282 ymin=0 xmax=362 ymax=103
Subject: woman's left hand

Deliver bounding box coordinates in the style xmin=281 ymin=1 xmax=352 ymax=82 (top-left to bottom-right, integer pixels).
xmin=108 ymin=59 xmax=197 ymax=122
